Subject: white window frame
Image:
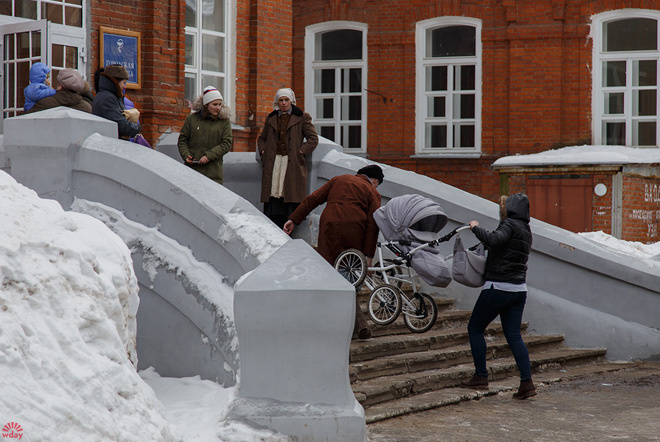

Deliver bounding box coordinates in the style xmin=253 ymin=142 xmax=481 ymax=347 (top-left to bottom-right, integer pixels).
xmin=1 ymin=10 xmax=87 ymax=133
xmin=305 ymin=21 xmax=368 ymax=153
xmin=415 ymin=17 xmax=482 ymax=156
xmin=184 ymin=0 xmax=235 ymax=114
xmin=592 ymin=9 xmax=660 ymax=147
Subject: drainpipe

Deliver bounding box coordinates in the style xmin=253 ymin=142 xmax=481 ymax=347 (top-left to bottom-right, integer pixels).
xmin=611 ymin=170 xmax=623 ymax=239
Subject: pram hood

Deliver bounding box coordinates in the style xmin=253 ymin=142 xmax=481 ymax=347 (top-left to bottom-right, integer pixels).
xmin=374 ymin=194 xmax=449 ymax=243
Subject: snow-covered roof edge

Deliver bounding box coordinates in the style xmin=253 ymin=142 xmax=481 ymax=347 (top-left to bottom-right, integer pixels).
xmin=493 ymin=145 xmax=660 ymax=168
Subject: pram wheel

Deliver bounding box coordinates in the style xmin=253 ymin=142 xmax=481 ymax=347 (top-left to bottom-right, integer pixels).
xmin=334 ymin=249 xmax=367 ymax=287
xmin=368 ymin=284 xmax=403 ymax=325
xmin=403 ymin=293 xmax=438 ymax=333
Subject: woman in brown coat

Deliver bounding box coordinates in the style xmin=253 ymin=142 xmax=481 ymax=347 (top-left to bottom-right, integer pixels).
xmin=283 ymin=165 xmax=384 ymax=339
xmin=258 ymin=88 xmax=318 ymax=228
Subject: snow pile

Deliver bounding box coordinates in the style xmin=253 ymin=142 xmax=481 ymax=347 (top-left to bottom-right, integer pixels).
xmin=0 ymin=172 xmax=177 ymax=441
xmin=141 ymin=369 xmax=287 ymax=441
xmin=72 ymin=199 xmax=236 ymax=324
xmin=493 ymin=144 xmax=660 ymax=167
xmin=580 ymin=230 xmax=660 ymax=271
xmin=0 ymin=171 xmax=288 ymax=441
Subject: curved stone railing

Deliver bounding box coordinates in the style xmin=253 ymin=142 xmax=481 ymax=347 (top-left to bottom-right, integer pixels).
xmin=3 ymin=107 xmax=660 ymax=439
xmin=3 ymin=108 xmax=365 ymax=441
xmin=218 ymin=139 xmax=660 ymax=361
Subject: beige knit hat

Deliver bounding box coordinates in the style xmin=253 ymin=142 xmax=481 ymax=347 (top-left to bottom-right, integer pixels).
xmin=57 ymin=68 xmax=85 ymax=93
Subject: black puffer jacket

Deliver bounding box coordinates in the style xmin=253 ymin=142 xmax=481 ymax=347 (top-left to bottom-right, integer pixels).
xmin=471 ymin=193 xmax=532 ymax=283
xmin=92 ymin=73 xmax=140 ymax=139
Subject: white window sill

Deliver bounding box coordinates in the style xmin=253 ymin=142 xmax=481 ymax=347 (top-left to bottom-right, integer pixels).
xmin=411 ymin=152 xmax=482 ymax=159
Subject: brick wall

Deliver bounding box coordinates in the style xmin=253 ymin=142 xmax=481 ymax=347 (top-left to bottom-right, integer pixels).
xmin=622 ymin=175 xmax=660 ymax=243
xmin=233 ymin=0 xmax=294 ymax=152
xmin=85 ymin=0 xmax=660 ymax=231
xmin=500 ymin=170 xmax=660 ymax=244
xmin=289 ymin=0 xmax=645 ymax=201
xmin=90 ymin=0 xmax=188 ymax=147
xmin=592 ymin=174 xmax=613 ymax=235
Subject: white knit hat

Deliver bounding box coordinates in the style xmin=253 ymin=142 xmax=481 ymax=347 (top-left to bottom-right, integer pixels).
xmin=273 ymin=88 xmax=296 ymax=109
xmin=202 ymin=86 xmax=223 ymax=105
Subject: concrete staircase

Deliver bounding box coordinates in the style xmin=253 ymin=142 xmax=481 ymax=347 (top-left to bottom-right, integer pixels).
xmin=351 ymin=290 xmax=613 ymax=423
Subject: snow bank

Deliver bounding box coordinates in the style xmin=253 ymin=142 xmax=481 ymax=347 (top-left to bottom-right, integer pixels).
xmin=0 ymin=171 xmax=177 ymax=441
xmin=493 ymin=144 xmax=660 ymax=167
xmin=579 ymin=231 xmax=660 ymax=271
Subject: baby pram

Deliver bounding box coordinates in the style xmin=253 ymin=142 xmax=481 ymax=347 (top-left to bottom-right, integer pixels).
xmin=334 ymin=194 xmax=469 ymax=333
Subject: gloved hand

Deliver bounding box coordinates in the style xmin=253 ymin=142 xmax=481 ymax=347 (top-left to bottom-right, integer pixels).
xmin=122 ymin=108 xmax=140 ymax=123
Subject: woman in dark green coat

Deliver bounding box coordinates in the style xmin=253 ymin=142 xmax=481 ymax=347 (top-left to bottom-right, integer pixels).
xmin=178 ymin=86 xmax=233 ymax=185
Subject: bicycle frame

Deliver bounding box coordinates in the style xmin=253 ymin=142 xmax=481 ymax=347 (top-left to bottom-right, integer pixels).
xmin=361 ymin=241 xmax=426 ymax=318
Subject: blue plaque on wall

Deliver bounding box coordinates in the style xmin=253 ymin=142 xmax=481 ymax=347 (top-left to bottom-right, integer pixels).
xmin=99 ymin=27 xmax=141 ymax=89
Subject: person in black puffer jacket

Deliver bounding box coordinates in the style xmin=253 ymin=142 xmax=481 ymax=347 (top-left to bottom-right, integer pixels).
xmin=459 ymin=193 xmax=537 ymax=400
xmin=92 ymin=65 xmax=140 ymax=139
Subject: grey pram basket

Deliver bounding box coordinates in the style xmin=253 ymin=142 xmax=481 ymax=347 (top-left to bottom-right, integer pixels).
xmin=373 ymin=194 xmax=453 ymax=287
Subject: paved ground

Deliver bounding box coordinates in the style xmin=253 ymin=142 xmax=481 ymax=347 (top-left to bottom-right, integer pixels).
xmin=367 ymin=362 xmax=660 ymax=442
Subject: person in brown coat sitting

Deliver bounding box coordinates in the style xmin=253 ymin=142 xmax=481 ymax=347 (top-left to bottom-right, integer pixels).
xmin=283 ymin=165 xmax=384 ymax=339
xmin=27 ymin=68 xmax=92 ymax=114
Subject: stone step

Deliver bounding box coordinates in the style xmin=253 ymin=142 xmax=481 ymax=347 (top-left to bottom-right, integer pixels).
xmin=365 ymin=309 xmax=472 ymax=337
xmin=357 ymin=290 xmax=455 ymax=313
xmin=352 ymin=347 xmax=607 ymax=408
xmin=350 ymin=333 xmax=566 ymax=382
xmin=350 ymin=321 xmax=529 ymax=363
xmin=363 ymin=360 xmax=631 ymax=423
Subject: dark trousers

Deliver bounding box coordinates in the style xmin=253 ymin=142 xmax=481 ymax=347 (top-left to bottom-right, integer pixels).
xmin=467 ymin=286 xmax=532 ymax=381
xmin=264 ymin=197 xmax=298 ymax=229
xmin=354 ymin=290 xmax=369 ymax=334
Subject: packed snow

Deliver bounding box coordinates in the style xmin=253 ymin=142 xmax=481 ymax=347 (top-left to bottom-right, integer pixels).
xmin=0 ymin=171 xmax=284 ymax=441
xmin=493 ymin=144 xmax=660 ymax=167
xmin=0 ymin=164 xmax=658 ymax=441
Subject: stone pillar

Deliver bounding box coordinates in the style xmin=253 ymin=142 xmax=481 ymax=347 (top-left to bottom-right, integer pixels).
xmin=3 ymin=107 xmax=116 ymax=209
xmin=230 ymin=239 xmax=367 ymax=441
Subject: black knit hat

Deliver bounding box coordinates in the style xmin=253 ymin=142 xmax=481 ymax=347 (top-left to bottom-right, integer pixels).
xmin=357 ymin=165 xmax=384 ymax=185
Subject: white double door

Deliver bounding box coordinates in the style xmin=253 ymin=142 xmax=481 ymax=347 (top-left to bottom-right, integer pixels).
xmin=1 ymin=19 xmax=86 ymax=132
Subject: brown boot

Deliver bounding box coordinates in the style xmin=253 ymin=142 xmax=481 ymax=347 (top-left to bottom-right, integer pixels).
xmin=512 ymin=380 xmax=537 ymax=399
xmin=357 ymin=327 xmax=372 ymax=340
xmin=460 ymin=374 xmax=489 ymax=390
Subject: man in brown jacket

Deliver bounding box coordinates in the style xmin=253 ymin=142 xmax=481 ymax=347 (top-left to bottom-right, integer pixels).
xmin=283 ymin=165 xmax=384 ymax=339
xmin=258 ymin=88 xmax=318 ymax=228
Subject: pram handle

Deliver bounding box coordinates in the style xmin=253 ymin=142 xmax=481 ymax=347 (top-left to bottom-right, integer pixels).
xmin=436 ymin=225 xmax=471 ymax=243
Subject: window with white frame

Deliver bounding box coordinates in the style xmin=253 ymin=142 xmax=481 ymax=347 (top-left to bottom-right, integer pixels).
xmin=305 ymin=22 xmax=367 ymax=152
xmin=1 ymin=0 xmax=83 ymax=28
xmin=184 ymin=0 xmax=230 ymax=109
xmin=593 ymin=11 xmax=660 ymax=147
xmin=415 ymin=18 xmax=481 ymax=154
xmin=1 ymin=2 xmax=86 ymax=131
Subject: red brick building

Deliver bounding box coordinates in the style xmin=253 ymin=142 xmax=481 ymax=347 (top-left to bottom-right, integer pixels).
xmin=493 ymin=146 xmax=660 ymax=243
xmin=2 ymin=1 xmax=660 ymax=241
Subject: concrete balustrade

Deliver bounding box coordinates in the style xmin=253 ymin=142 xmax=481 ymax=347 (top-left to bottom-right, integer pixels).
xmin=2 ymin=107 xmax=660 ymax=440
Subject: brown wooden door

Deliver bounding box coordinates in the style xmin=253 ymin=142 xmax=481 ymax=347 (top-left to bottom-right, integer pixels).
xmin=526 ymin=176 xmax=593 ymax=233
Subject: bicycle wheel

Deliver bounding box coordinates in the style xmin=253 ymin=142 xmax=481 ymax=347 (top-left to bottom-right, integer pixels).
xmin=403 ymin=293 xmax=438 ymax=333
xmin=368 ymin=284 xmax=403 ymax=325
xmin=334 ymin=249 xmax=367 ymax=287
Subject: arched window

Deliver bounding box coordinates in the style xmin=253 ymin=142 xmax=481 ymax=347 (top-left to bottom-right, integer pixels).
xmin=593 ymin=11 xmax=660 ymax=147
xmin=305 ymin=22 xmax=367 ymax=152
xmin=415 ymin=17 xmax=481 ymax=155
